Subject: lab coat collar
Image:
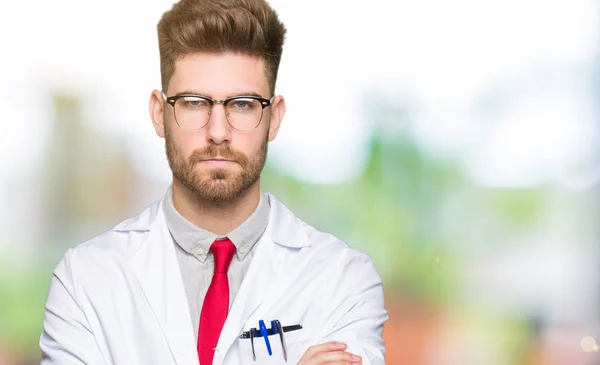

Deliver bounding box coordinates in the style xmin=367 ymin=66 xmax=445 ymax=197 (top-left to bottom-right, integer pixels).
xmin=265 ymin=192 xmax=311 ymax=249
xmin=112 ymin=196 xmax=161 ymax=232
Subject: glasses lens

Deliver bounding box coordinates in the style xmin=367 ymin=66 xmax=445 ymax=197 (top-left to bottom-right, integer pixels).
xmin=174 ymin=96 xmax=211 ymax=129
xmin=226 ymin=98 xmax=264 ymax=131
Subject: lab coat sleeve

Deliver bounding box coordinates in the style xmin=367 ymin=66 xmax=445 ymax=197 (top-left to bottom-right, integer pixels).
xmin=40 ymin=248 xmax=105 ymax=365
xmin=318 ymin=249 xmax=388 ymax=365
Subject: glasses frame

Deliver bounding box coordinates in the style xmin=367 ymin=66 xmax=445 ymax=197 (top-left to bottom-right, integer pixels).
xmin=163 ymin=92 xmax=274 ymax=131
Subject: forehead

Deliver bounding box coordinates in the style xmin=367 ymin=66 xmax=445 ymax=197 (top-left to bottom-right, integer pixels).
xmin=168 ymin=52 xmax=269 ymax=97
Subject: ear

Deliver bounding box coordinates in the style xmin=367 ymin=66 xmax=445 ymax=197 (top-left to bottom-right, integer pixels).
xmin=149 ymin=89 xmax=166 ymax=138
xmin=267 ymin=95 xmax=286 ymax=142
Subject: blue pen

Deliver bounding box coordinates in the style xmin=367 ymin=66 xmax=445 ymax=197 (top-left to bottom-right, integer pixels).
xmin=258 ymin=320 xmax=272 ymax=356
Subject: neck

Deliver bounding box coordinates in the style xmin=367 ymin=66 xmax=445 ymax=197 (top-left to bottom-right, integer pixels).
xmin=171 ymin=179 xmax=261 ymax=236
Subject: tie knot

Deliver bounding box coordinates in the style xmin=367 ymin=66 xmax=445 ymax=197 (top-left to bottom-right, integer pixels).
xmin=210 ymin=239 xmax=236 ymax=274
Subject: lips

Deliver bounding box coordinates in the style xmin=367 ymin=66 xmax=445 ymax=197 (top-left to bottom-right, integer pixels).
xmin=197 ymin=157 xmax=237 ymax=165
xmin=201 ymin=158 xmax=233 ymax=162
xmin=189 ymin=147 xmax=247 ymax=166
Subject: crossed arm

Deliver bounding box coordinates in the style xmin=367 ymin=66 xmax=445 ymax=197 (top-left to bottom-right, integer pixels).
xmin=40 ymin=248 xmax=387 ymax=365
xmin=297 ymin=249 xmax=388 ymax=365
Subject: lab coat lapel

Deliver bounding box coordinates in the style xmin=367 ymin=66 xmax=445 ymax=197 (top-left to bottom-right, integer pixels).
xmin=214 ymin=231 xmax=277 ymax=364
xmin=130 ymin=203 xmax=198 ymax=365
xmin=214 ymin=194 xmax=311 ymax=364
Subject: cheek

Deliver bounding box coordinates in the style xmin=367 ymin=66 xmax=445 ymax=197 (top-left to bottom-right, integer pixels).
xmin=236 ymin=133 xmax=267 ymax=157
xmin=168 ymin=129 xmax=205 ymax=156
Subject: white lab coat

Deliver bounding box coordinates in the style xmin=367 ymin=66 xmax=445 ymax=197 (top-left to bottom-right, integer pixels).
xmin=40 ymin=193 xmax=388 ymax=365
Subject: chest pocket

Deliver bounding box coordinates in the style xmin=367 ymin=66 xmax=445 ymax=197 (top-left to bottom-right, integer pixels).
xmin=235 ymin=325 xmax=311 ymax=365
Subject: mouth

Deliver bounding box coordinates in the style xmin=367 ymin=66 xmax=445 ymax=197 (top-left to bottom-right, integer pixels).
xmin=198 ymin=158 xmax=236 ymax=165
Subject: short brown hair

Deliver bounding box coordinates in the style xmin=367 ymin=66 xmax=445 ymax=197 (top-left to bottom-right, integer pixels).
xmin=157 ymin=0 xmax=287 ymax=94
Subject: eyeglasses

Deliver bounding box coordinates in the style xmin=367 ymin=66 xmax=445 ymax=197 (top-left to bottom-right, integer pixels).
xmin=163 ymin=93 xmax=274 ymax=131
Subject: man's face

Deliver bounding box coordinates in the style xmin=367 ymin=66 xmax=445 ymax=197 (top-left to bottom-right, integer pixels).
xmin=150 ymin=53 xmax=284 ymax=204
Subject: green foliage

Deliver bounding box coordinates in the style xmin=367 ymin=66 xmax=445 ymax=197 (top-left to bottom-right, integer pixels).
xmin=263 ymin=130 xmax=548 ymax=306
xmin=0 ymin=262 xmax=52 ymax=358
xmin=263 ymin=133 xmax=462 ymax=304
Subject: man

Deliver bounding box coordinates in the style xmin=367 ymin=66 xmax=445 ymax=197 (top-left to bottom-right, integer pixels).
xmin=39 ymin=0 xmax=388 ymax=364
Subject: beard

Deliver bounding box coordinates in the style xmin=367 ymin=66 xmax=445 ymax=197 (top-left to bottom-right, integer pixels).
xmin=165 ymin=127 xmax=268 ymax=205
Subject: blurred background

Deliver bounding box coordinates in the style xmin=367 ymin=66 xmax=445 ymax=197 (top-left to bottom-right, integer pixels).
xmin=1 ymin=0 xmax=599 ymax=364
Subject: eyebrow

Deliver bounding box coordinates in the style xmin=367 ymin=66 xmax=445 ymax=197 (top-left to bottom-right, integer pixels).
xmin=173 ymin=90 xmax=267 ymax=99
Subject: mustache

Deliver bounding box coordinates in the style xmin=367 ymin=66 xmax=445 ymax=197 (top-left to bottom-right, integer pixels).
xmin=189 ymin=145 xmax=249 ymax=165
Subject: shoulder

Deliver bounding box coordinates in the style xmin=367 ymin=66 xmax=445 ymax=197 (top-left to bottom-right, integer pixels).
xmin=266 ymin=193 xmax=380 ymax=281
xmin=54 ymin=198 xmax=163 ymax=276
xmin=302 ymin=221 xmax=380 ymax=279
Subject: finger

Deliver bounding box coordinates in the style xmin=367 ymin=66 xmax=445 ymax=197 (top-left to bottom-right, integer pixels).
xmin=302 ymin=342 xmax=347 ymax=358
xmin=310 ymin=350 xmax=362 ymax=364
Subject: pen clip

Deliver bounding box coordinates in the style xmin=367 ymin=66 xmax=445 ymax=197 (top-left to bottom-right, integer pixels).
xmin=274 ymin=320 xmax=288 ymax=362
xmin=249 ymin=327 xmax=256 ymax=361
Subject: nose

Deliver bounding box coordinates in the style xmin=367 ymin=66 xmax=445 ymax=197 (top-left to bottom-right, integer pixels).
xmin=205 ymin=103 xmax=231 ymax=144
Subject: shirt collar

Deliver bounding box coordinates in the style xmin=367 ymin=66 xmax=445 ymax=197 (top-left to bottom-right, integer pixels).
xmin=162 ymin=186 xmax=270 ymax=262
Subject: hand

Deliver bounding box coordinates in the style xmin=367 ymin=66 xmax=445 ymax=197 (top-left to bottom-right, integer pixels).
xmin=297 ymin=341 xmax=362 ymax=364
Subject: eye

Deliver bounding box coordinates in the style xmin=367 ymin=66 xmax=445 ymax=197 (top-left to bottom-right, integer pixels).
xmin=180 ymin=96 xmax=210 ymax=109
xmin=229 ymin=98 xmax=259 ymax=111
xmin=234 ymin=100 xmax=251 ymax=108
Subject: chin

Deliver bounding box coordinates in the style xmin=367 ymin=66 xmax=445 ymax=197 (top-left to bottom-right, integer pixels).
xmin=198 ymin=184 xmax=246 ymax=203
xmin=190 ymin=174 xmax=246 ymax=201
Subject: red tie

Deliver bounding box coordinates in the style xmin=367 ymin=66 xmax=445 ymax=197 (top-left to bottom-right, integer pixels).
xmin=198 ymin=239 xmax=236 ymax=365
